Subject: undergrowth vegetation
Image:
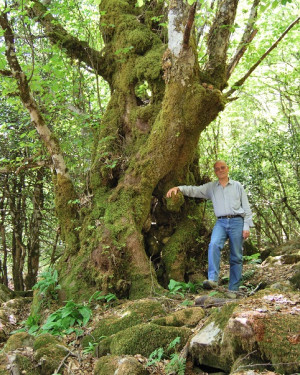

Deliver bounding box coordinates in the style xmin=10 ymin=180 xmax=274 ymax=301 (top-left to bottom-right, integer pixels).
xmin=146 ymin=336 xmax=186 ymax=375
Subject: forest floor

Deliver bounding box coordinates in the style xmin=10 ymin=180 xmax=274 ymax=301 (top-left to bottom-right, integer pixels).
xmin=1 ymin=245 xmax=300 ymax=375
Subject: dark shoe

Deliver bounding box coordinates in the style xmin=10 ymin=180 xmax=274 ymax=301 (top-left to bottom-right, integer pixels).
xmin=203 ymin=280 xmax=218 ymax=290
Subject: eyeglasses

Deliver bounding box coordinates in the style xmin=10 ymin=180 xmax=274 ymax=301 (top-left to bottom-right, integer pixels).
xmin=214 ymin=165 xmax=227 ymax=172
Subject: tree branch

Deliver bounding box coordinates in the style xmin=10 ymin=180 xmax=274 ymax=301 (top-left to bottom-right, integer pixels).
xmin=205 ymin=0 xmax=239 ymax=88
xmin=26 ymin=0 xmax=110 ymax=80
xmin=226 ymin=16 xmax=300 ymax=97
xmin=0 ymin=69 xmax=12 ymax=76
xmin=196 ymin=0 xmax=215 ymax=46
xmin=0 ymin=10 xmax=80 ymax=251
xmin=0 ymin=160 xmax=50 ymax=175
xmin=0 ymin=12 xmax=66 ymax=177
xmin=183 ymin=2 xmax=197 ymax=50
xmin=227 ymin=0 xmax=260 ymax=79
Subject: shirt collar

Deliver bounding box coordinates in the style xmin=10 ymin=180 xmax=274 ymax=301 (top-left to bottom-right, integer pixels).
xmin=216 ymin=178 xmax=233 ymax=186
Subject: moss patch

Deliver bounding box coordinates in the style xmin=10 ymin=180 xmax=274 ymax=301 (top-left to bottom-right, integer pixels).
xmin=257 ymin=313 xmax=300 ymax=374
xmin=109 ymin=323 xmax=191 ymax=356
xmin=4 ymin=332 xmax=34 ymax=352
xmin=33 ymin=333 xmax=62 ymax=350
xmin=14 ymin=355 xmax=40 ymax=375
xmin=34 ymin=340 xmax=69 ymax=375
xmin=207 ymin=302 xmax=239 ymax=330
xmin=153 ymin=307 xmax=205 ymax=327
xmin=83 ymin=299 xmax=166 ymax=347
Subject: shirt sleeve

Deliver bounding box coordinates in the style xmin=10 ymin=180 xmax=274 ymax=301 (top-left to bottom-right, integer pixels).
xmin=240 ymin=184 xmax=254 ymax=231
xmin=178 ymin=183 xmax=212 ymax=200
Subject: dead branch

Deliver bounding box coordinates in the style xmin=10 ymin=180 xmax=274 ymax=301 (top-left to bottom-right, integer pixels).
xmin=54 ymin=347 xmax=78 ymax=374
xmin=226 ymin=16 xmax=300 ymax=98
xmin=227 ymin=0 xmax=260 ymax=79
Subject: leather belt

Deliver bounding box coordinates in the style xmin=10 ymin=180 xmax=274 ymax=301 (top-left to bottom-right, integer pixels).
xmin=217 ymin=215 xmax=242 ymax=219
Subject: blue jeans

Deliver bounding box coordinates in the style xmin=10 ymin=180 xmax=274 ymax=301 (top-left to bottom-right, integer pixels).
xmin=208 ymin=217 xmax=244 ymax=291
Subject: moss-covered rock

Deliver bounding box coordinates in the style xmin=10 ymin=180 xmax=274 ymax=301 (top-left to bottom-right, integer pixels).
xmin=11 ymin=354 xmax=40 ymax=375
xmin=34 ymin=335 xmax=69 ymax=375
xmin=290 ymin=264 xmax=300 ymax=289
xmin=0 ymin=284 xmax=14 ymax=304
xmin=33 ymin=332 xmax=62 ymax=350
xmin=126 ymin=299 xmax=165 ymax=317
xmin=94 ymin=355 xmax=149 ymax=375
xmin=254 ymin=313 xmax=300 ymax=374
xmin=190 ymin=293 xmax=300 ymax=374
xmin=109 ymin=323 xmax=191 ymax=357
xmin=94 ymin=335 xmax=113 ymax=357
xmin=3 ymin=332 xmax=34 ymax=352
xmin=5 ymin=297 xmax=32 ymax=309
xmin=153 ymin=307 xmax=205 ymax=328
xmin=83 ymin=299 xmax=166 ymax=347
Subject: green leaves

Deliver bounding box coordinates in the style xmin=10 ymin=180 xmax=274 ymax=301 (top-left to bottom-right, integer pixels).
xmin=41 ymin=300 xmax=92 ymax=336
xmin=168 ymin=279 xmax=201 ymax=297
xmin=146 ymin=347 xmax=164 ymax=366
xmin=146 ymin=337 xmax=186 ymax=374
xmin=88 ymin=291 xmax=117 ymax=307
xmin=243 ymin=253 xmax=262 ymax=264
xmin=165 ymin=353 xmax=186 ymax=375
xmin=32 ymin=268 xmax=61 ymax=299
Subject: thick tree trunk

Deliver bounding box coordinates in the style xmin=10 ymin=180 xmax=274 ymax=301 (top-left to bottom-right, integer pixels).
xmin=56 ymin=0 xmax=226 ymax=300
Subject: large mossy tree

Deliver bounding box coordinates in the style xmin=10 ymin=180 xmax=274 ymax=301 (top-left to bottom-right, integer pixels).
xmin=0 ymin=0 xmax=298 ymax=298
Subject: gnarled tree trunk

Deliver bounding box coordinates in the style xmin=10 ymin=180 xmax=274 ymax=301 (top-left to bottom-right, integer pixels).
xmin=1 ymin=0 xmax=297 ymax=299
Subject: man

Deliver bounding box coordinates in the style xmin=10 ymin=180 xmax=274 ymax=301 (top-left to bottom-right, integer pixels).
xmin=166 ymin=160 xmax=253 ymax=292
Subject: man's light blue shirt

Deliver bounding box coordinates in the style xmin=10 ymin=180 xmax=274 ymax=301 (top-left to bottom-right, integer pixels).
xmin=178 ymin=179 xmax=254 ymax=231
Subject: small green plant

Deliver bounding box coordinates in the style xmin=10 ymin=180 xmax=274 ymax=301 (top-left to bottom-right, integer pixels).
xmin=243 ymin=253 xmax=262 ymax=264
xmin=41 ymin=300 xmax=92 ymax=336
xmin=242 ymin=269 xmax=256 ymax=281
xmin=146 ymin=337 xmax=186 ymax=374
xmin=180 ymin=299 xmax=193 ymax=306
xmin=24 ymin=314 xmax=40 ymax=335
xmin=165 ymin=353 xmax=186 ymax=375
xmin=168 ymin=336 xmax=181 ymax=350
xmin=11 ymin=313 xmax=41 ymax=335
xmin=32 ymin=267 xmax=61 ymax=299
xmin=168 ymin=279 xmax=200 ymax=297
xmin=88 ymin=291 xmax=117 ymax=306
xmin=146 ymin=347 xmax=164 ymax=366
xmin=83 ymin=335 xmax=107 ymax=355
xmin=82 ymin=341 xmax=98 ymax=355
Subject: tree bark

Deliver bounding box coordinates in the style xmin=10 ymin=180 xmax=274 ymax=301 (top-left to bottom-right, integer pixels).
xmin=0 ymin=179 xmax=8 ymax=286
xmin=7 ymin=174 xmax=26 ymax=291
xmin=25 ymin=169 xmax=44 ymax=290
